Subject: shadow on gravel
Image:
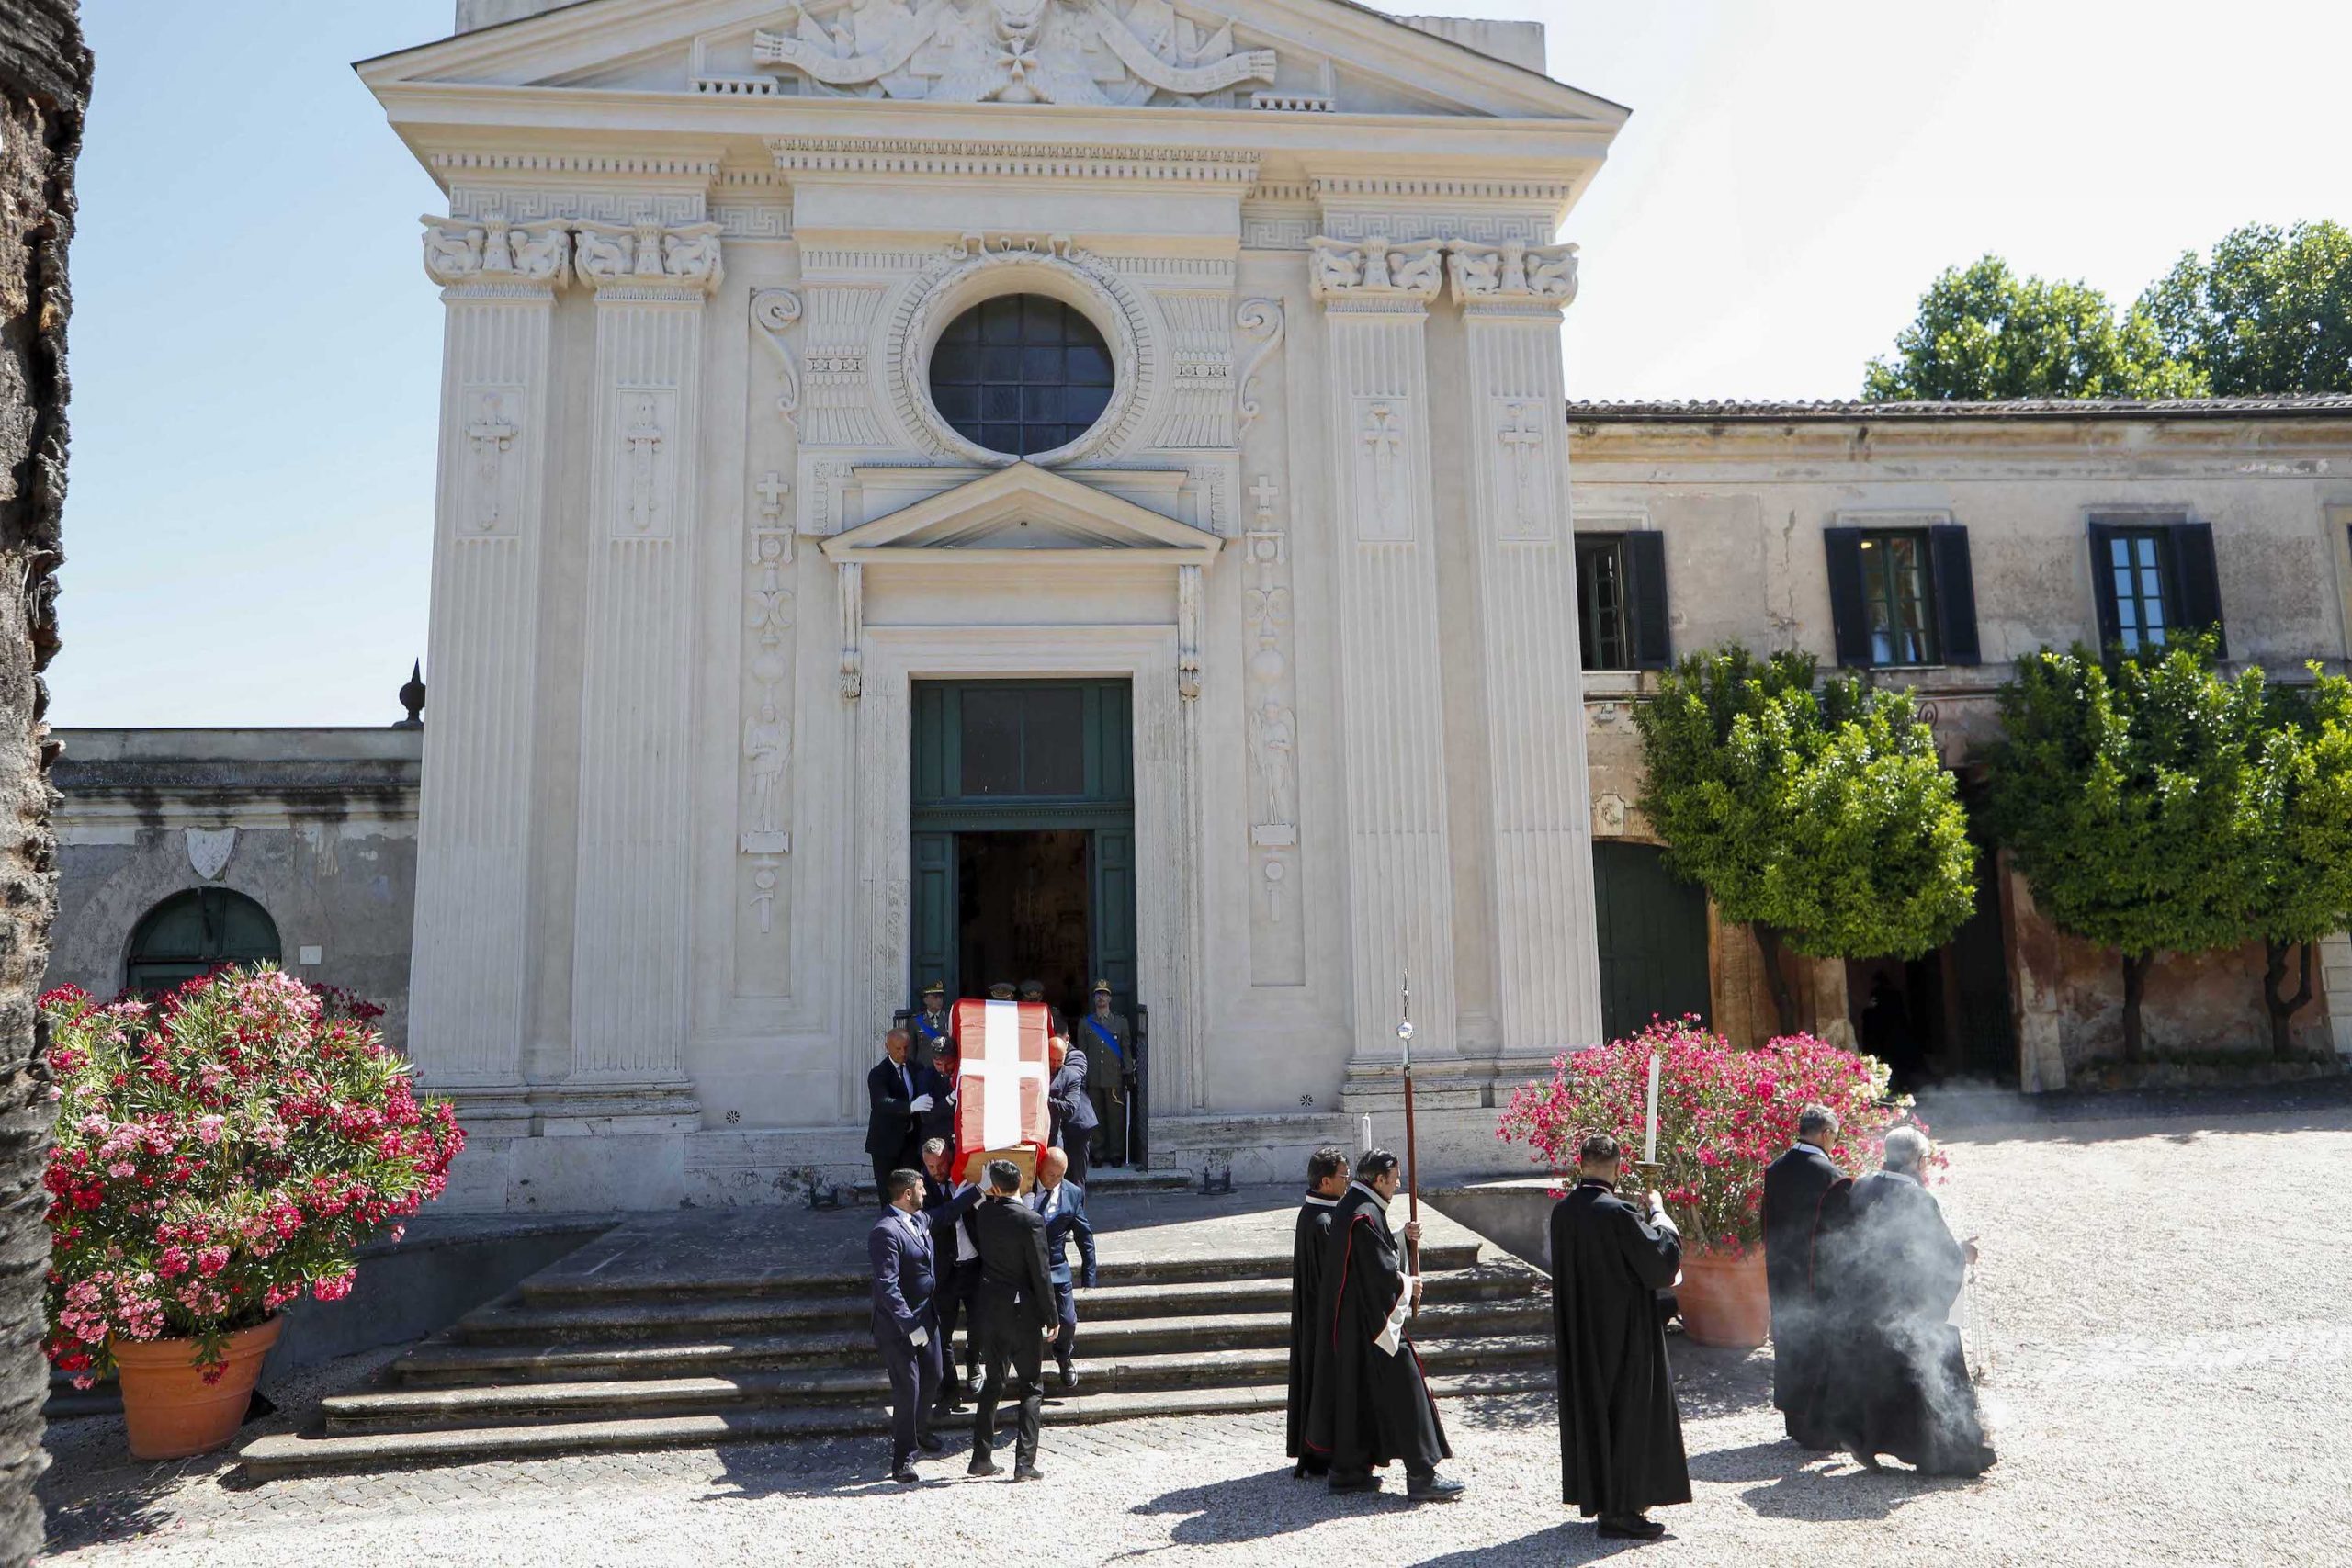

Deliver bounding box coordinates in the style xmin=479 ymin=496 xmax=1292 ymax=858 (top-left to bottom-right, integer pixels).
xmin=1121 ymin=1464 xmax=1428 ymax=1551
xmin=1734 ymin=1461 xmax=1979 ymax=1522
xmin=1408 ymin=1521 xmax=1646 ymax=1565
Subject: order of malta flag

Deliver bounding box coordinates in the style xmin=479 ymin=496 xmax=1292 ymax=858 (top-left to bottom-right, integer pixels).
xmin=948 ymin=998 xmax=1051 ymax=1183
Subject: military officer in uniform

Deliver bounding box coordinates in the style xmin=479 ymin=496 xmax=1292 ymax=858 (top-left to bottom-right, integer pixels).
xmin=988 ymin=980 xmax=1017 ymax=1002
xmin=911 ymin=980 xmax=955 ymax=1074
xmin=1079 ymin=980 xmax=1132 ymax=1168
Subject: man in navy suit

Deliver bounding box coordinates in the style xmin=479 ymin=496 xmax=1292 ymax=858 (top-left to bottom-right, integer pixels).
xmin=1046 ymin=1035 xmax=1099 ymax=1189
xmin=865 ymin=1029 xmax=943 ymax=1203
xmin=869 ymin=1168 xmax=946 ymax=1482
xmin=1030 ymin=1145 xmax=1097 ymax=1390
xmin=1762 ymin=1105 xmax=1845 ymax=1449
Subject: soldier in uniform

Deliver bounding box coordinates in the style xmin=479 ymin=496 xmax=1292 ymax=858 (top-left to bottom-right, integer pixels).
xmin=911 ymin=980 xmax=954 ymax=1074
xmin=988 ymin=980 xmax=1017 ymax=1002
xmin=1019 ymin=978 xmax=1067 ymax=1036
xmin=1078 ymin=980 xmax=1131 ymax=1168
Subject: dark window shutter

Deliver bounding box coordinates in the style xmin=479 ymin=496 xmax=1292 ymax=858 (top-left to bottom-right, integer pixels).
xmin=2086 ymin=521 xmax=2122 ymax=652
xmin=1823 ymin=527 xmax=1871 ymax=667
xmin=1928 ymin=525 xmax=1980 ymax=666
xmin=2168 ymin=521 xmax=2226 ymax=659
xmin=1625 ymin=530 xmax=1671 ymax=669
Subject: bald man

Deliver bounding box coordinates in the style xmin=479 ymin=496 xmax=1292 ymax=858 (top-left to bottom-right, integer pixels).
xmin=1030 ymin=1145 xmax=1096 ymax=1390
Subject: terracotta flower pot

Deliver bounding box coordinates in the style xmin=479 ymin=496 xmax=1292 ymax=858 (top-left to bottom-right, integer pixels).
xmin=1676 ymin=1246 xmax=1770 ymax=1348
xmin=111 ymin=1315 xmax=282 ymax=1460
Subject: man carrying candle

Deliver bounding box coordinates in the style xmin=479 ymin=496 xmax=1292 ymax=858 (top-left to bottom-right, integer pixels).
xmin=1549 ymin=1131 xmax=1690 ymax=1541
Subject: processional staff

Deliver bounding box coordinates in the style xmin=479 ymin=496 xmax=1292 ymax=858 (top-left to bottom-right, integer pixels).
xmin=1398 ymin=969 xmax=1420 ymax=1300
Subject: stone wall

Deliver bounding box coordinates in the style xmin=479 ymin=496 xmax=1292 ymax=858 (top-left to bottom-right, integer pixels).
xmin=0 ymin=1 xmax=82 ymax=1558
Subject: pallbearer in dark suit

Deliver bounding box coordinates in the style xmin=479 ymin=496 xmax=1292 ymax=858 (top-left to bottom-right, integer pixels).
xmin=1761 ymin=1105 xmax=1844 ymax=1449
xmin=865 ymin=1030 xmax=943 ymax=1202
xmin=921 ymin=1138 xmax=983 ymax=1414
xmin=967 ymin=1159 xmax=1057 ymax=1481
xmin=1286 ymin=1145 xmax=1349 ymax=1478
xmin=1080 ymin=980 xmax=1132 ymax=1168
xmin=868 ymin=1168 xmax=945 ymax=1483
xmin=1550 ymin=1132 xmax=1690 ymax=1541
xmin=1305 ymin=1149 xmax=1461 ymax=1501
xmin=1046 ymin=1035 xmax=1098 ymax=1189
xmin=1031 ymin=1146 xmax=1096 ymax=1390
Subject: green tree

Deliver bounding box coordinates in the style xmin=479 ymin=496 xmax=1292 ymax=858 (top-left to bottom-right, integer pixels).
xmin=1634 ymin=646 xmax=1978 ymax=1037
xmin=2245 ymin=671 xmax=2352 ymax=1055
xmin=1984 ymin=641 xmax=2264 ymax=1063
xmin=2141 ymin=220 xmax=2352 ymax=396
xmin=1863 ymin=255 xmax=2206 ymax=402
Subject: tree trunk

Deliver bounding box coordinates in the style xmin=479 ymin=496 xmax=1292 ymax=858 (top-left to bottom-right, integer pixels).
xmin=2263 ymin=938 xmax=2314 ymax=1061
xmin=2119 ymin=951 xmax=2149 ymax=1066
xmin=0 ymin=6 xmax=83 ymax=1562
xmin=1751 ymin=923 xmax=1801 ymax=1039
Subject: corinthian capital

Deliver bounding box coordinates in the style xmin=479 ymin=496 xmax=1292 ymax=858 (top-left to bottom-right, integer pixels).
xmin=1446 ymin=240 xmax=1579 ymax=309
xmin=421 ymin=214 xmax=572 ymax=289
xmin=1307 ymin=235 xmax=1446 ymax=304
xmin=575 ymin=220 xmax=725 ymax=296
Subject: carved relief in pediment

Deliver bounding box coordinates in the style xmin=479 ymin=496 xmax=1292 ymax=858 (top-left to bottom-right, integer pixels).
xmin=752 ymin=0 xmax=1276 ymax=105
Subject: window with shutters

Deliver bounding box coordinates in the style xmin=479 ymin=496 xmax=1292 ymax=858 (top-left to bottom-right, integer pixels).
xmin=1856 ymin=531 xmax=1939 ymax=666
xmin=2098 ymin=526 xmax=2174 ymax=654
xmin=1573 ymin=528 xmax=1670 ymax=671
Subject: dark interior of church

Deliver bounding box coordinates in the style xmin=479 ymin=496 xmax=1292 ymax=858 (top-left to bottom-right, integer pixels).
xmin=956 ymin=829 xmax=1093 ymax=1018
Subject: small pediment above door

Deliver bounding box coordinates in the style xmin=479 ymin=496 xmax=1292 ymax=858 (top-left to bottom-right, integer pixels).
xmin=820 ymin=463 xmax=1223 ymax=569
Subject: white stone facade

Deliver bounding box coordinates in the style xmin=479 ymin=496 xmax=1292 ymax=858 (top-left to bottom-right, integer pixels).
xmin=368 ymin=0 xmax=1624 ymax=1210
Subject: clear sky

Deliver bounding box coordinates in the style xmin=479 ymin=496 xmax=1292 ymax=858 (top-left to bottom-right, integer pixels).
xmin=54 ymin=0 xmax=2350 ymax=727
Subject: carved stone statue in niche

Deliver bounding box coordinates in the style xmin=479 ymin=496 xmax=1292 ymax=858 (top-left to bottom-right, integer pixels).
xmin=1250 ymin=698 xmax=1295 ymax=827
xmin=745 ymin=703 xmax=791 ymax=835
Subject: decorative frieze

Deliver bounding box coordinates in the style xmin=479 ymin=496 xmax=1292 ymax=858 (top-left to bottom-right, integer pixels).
xmin=576 ymin=220 xmax=725 ymax=297
xmin=447 ymin=189 xmax=708 ymax=231
xmin=1307 ymin=236 xmax=1447 ymax=303
xmin=769 ymin=135 xmax=1261 ymax=185
xmin=1448 ymin=240 xmax=1580 ymax=309
xmin=1242 ymin=471 xmax=1305 ymax=986
xmin=421 ymin=215 xmax=571 ymax=290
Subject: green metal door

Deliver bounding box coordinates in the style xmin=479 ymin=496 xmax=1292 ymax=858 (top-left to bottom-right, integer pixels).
xmin=1593 ymin=842 xmax=1711 ymax=1042
xmin=908 ymin=681 xmax=1137 ymax=1010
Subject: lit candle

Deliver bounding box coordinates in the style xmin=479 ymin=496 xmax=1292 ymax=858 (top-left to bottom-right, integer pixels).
xmin=1643 ymin=1050 xmax=1660 ymax=1166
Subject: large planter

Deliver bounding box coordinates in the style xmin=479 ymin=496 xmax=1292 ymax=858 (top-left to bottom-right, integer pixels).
xmin=112 ymin=1315 xmax=282 ymax=1460
xmin=1677 ymin=1246 xmax=1770 ymax=1348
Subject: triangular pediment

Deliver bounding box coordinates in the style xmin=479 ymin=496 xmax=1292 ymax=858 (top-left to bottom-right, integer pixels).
xmin=821 ymin=464 xmax=1223 ymax=567
xmin=364 ymin=0 xmax=1627 ymax=124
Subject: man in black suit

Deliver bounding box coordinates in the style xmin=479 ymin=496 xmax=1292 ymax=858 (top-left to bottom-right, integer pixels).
xmin=922 ymin=1137 xmax=984 ymax=1414
xmin=1030 ymin=1145 xmax=1097 ymax=1391
xmin=865 ymin=1029 xmax=940 ymax=1203
xmin=967 ymin=1158 xmax=1056 ymax=1481
xmin=868 ymin=1168 xmax=945 ymax=1483
xmin=1046 ymin=1035 xmax=1098 ymax=1189
xmin=1761 ymin=1104 xmax=1845 ymax=1449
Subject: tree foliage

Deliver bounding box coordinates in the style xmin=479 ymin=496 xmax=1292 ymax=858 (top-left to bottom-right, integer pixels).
xmin=1862 ymin=255 xmax=2206 ymax=402
xmin=2243 ymin=670 xmax=2352 ymax=1051
xmin=1984 ymin=640 xmax=2267 ymax=1062
xmin=2141 ymin=220 xmax=2352 ymax=396
xmin=1634 ymin=646 xmax=1978 ymax=1035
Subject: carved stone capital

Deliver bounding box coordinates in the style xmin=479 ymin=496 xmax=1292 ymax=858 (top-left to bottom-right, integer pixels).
xmin=422 ymin=214 xmax=572 ymax=291
xmin=1306 ymin=235 xmax=1445 ymax=305
xmin=575 ymin=220 xmax=725 ymax=297
xmin=1446 ymin=240 xmax=1579 ymax=310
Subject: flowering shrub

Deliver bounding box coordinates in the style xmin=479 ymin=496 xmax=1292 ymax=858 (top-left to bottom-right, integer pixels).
xmin=1498 ymin=1017 xmax=1936 ymax=1257
xmin=42 ymin=968 xmax=464 ymax=1383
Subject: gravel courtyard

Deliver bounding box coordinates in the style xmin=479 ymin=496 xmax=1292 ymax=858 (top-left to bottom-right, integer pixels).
xmin=39 ymin=1098 xmax=2352 ymax=1567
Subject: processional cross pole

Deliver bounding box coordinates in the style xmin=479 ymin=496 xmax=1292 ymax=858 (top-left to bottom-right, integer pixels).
xmin=1397 ymin=970 xmax=1420 ymax=1300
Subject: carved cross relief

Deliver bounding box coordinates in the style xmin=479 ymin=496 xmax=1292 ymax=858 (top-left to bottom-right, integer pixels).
xmin=464 ymin=390 xmax=520 ymax=534
xmin=1355 ymin=400 xmax=1411 ymax=541
xmin=1495 ymin=399 xmax=1552 ymax=540
xmin=623 ymin=398 xmax=666 ymax=535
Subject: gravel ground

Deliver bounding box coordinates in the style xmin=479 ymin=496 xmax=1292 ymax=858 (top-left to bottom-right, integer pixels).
xmin=38 ymin=1104 xmax=2352 ymax=1567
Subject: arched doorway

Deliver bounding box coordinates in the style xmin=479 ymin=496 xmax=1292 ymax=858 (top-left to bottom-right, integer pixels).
xmin=124 ymin=887 xmax=281 ymax=993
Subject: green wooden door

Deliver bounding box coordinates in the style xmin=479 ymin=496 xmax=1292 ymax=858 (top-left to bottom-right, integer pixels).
xmin=1593 ymin=842 xmax=1711 ymax=1042
xmin=909 ymin=681 xmax=1137 ymax=1010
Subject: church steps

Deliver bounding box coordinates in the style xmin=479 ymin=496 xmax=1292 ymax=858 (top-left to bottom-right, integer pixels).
xmin=393 ymin=1297 xmax=1554 ymax=1387
xmin=240 ymin=1367 xmax=1558 ymax=1478
xmin=324 ymin=1335 xmax=1558 ymax=1435
xmin=513 ymin=1238 xmax=1485 ymax=1306
xmin=458 ymin=1261 xmax=1519 ymax=1344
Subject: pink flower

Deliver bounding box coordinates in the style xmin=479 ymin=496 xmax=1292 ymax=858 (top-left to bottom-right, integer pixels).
xmin=195 ymin=1115 xmax=226 ymax=1146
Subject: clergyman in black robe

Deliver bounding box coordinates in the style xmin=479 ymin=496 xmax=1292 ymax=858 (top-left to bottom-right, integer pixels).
xmin=1549 ymin=1132 xmax=1691 ymax=1542
xmin=1286 ymin=1145 xmax=1351 ymax=1478
xmin=1813 ymin=1126 xmax=1996 ymax=1477
xmin=1761 ymin=1106 xmax=1845 ymax=1449
xmin=1303 ymin=1148 xmax=1461 ymax=1501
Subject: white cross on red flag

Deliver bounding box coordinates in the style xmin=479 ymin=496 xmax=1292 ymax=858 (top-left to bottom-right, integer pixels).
xmin=949 ymin=999 xmax=1050 ymax=1183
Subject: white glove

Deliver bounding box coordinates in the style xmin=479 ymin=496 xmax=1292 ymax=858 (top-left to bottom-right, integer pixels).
xmin=947 ymin=1089 xmax=958 ymax=1106
xmin=910 ymin=1094 xmax=934 ymax=1112
xmin=909 ymin=1326 xmax=929 ymax=1348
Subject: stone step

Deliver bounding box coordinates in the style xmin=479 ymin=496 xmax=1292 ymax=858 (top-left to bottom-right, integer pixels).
xmin=396 ymin=1297 xmax=1551 ymax=1386
xmin=846 ymin=1171 xmax=1194 ymax=1205
xmin=329 ymin=1335 xmax=1556 ymax=1434
xmin=241 ymin=1366 xmax=1556 ymax=1477
xmin=516 ymin=1237 xmax=1484 ymax=1305
xmin=461 ymin=1258 xmax=1521 ymax=1345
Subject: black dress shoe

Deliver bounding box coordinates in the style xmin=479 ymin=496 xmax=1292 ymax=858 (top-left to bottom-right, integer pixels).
xmin=967 ymin=1456 xmax=1001 ymax=1478
xmin=1407 ymin=1473 xmax=1464 ymax=1502
xmin=916 ymin=1432 xmax=945 ymax=1453
xmin=1057 ymin=1364 xmax=1078 ymax=1391
xmin=890 ymin=1463 xmax=920 ymax=1484
xmin=1012 ymin=1462 xmax=1045 ymax=1482
xmin=1597 ymin=1517 xmax=1666 ymax=1540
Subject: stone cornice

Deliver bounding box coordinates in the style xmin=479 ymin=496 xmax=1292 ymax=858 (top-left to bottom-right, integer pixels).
xmin=767 ymin=136 xmax=1261 ymax=186
xmin=429 ymin=150 xmax=723 ymax=182
xmin=575 ymin=219 xmax=724 ymax=296
xmin=1310 ymin=174 xmax=1577 ymax=205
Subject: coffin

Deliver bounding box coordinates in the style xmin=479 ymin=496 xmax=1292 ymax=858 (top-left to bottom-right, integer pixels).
xmin=948 ymin=998 xmax=1052 ymax=1187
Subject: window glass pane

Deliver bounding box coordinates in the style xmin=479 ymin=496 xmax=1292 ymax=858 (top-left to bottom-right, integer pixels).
xmin=1858 ymin=531 xmax=1938 ymax=664
xmin=1023 ymin=688 xmax=1086 ymax=794
xmin=928 ymin=295 xmax=1116 ymax=457
xmin=1576 ymin=536 xmax=1629 ymax=670
xmin=960 ymin=690 xmax=1023 ymax=796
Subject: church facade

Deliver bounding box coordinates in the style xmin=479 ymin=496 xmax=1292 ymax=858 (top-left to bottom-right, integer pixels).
xmin=362 ymin=0 xmax=1625 ymax=1208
